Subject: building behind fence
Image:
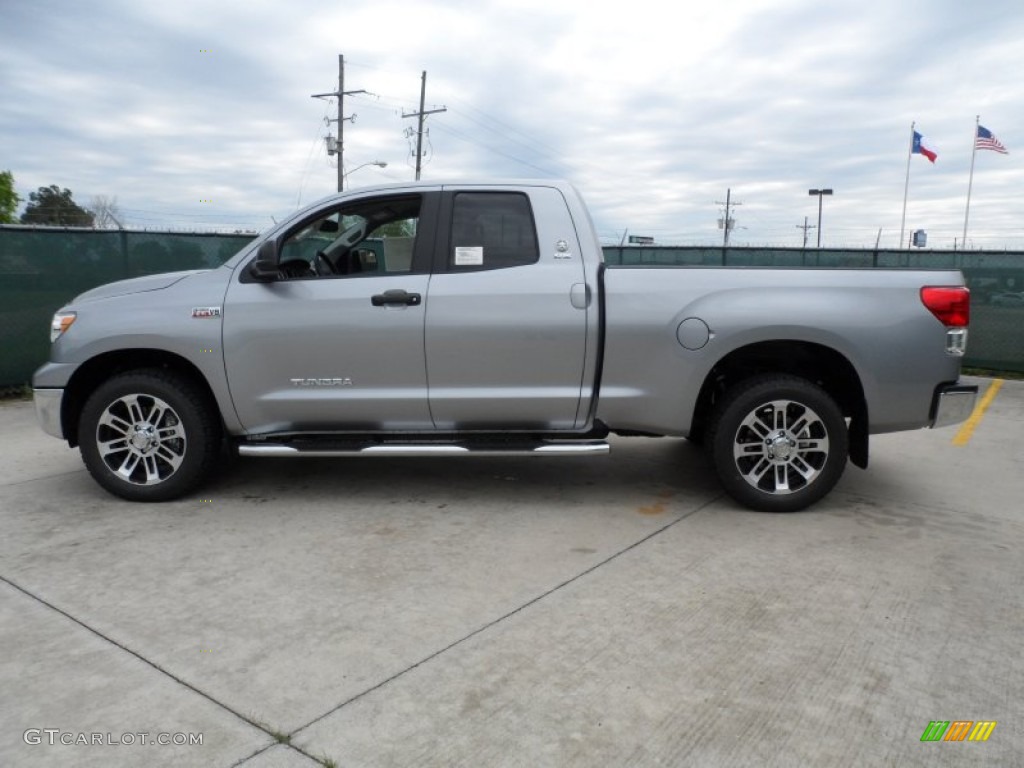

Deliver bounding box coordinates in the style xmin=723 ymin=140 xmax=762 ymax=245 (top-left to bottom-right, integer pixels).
xmin=2 ymin=226 xmax=1022 ymax=387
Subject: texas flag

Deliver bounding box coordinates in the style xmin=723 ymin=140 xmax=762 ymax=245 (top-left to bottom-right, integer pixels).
xmin=912 ymin=131 xmax=938 ymax=163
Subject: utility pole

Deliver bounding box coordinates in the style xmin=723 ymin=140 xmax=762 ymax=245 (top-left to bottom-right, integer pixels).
xmin=402 ymin=71 xmax=446 ymax=180
xmin=716 ymin=189 xmax=741 ymax=247
xmin=796 ymin=216 xmax=816 ymax=248
xmin=311 ymin=54 xmax=368 ymax=192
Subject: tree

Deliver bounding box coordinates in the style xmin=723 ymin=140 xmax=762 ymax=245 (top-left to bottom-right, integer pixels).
xmin=88 ymin=195 xmax=123 ymax=229
xmin=20 ymin=185 xmax=95 ymax=227
xmin=375 ymin=218 xmax=417 ymax=238
xmin=0 ymin=170 xmax=19 ymax=224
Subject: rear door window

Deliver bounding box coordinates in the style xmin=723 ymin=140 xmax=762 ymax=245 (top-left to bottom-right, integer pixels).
xmin=449 ymin=192 xmax=539 ymax=271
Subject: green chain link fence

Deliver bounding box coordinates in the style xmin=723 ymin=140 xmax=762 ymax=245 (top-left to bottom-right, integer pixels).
xmin=2 ymin=227 xmax=1022 ymax=387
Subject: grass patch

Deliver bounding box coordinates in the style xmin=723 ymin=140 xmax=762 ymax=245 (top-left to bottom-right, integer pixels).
xmin=268 ymin=729 xmax=291 ymax=745
xmin=963 ymin=367 xmax=1024 ymax=381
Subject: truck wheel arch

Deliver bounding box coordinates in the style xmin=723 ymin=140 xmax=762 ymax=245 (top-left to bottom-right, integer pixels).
xmin=689 ymin=340 xmax=869 ymax=469
xmin=61 ymin=350 xmax=224 ymax=449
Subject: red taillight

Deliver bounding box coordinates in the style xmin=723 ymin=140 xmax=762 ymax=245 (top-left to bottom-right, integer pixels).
xmin=921 ymin=286 xmax=970 ymax=327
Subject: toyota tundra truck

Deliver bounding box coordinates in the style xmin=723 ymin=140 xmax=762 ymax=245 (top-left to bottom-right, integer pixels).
xmin=32 ymin=180 xmax=978 ymax=511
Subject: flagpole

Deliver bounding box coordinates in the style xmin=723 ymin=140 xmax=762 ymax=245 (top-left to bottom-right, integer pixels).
xmin=962 ymin=115 xmax=979 ymax=249
xmin=900 ymin=121 xmax=915 ymax=249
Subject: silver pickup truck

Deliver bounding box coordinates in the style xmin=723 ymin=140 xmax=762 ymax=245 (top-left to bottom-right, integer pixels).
xmin=32 ymin=180 xmax=977 ymax=511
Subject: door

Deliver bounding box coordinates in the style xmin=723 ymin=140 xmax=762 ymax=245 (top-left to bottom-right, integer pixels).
xmin=425 ymin=186 xmax=589 ymax=430
xmin=223 ymin=192 xmax=438 ymax=434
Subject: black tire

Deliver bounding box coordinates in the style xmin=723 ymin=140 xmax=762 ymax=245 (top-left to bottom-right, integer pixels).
xmin=706 ymin=374 xmax=848 ymax=512
xmin=78 ymin=369 xmax=221 ymax=501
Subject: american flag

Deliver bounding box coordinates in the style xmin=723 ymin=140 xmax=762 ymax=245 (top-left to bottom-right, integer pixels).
xmin=976 ymin=125 xmax=1008 ymax=154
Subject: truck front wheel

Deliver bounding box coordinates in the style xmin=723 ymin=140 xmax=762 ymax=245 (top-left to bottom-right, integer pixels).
xmin=78 ymin=370 xmax=221 ymax=502
xmin=707 ymin=374 xmax=848 ymax=512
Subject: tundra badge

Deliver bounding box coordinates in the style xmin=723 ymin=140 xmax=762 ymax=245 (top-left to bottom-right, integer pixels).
xmin=290 ymin=378 xmax=354 ymax=387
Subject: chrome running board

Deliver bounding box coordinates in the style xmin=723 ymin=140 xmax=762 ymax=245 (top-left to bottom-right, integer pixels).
xmin=238 ymin=440 xmax=610 ymax=458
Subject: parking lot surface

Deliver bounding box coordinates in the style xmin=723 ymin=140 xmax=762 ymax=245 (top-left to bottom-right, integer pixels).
xmin=1 ymin=376 xmax=1021 ymax=767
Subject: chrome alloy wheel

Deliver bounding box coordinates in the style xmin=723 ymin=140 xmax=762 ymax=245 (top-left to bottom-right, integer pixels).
xmin=731 ymin=399 xmax=830 ymax=495
xmin=95 ymin=393 xmax=187 ymax=486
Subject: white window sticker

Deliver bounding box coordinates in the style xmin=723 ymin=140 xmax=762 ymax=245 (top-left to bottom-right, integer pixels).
xmin=454 ymin=246 xmax=484 ymax=266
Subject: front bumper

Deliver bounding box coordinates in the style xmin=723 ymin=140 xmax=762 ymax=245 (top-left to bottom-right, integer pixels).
xmin=930 ymin=383 xmax=979 ymax=429
xmin=33 ymin=388 xmax=65 ymax=439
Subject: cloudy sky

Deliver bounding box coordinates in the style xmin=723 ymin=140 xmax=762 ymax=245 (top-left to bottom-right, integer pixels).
xmin=2 ymin=0 xmax=1022 ymax=249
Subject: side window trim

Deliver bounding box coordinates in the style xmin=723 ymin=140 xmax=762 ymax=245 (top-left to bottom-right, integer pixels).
xmin=240 ymin=191 xmax=441 ymax=283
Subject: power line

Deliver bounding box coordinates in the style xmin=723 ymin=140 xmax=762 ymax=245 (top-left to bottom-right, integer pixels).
xmin=339 ymin=69 xmax=598 ymax=179
xmin=343 ymin=69 xmax=576 ymax=177
xmin=444 ymin=95 xmax=567 ymax=160
xmin=429 ymin=122 xmax=558 ymax=176
xmin=119 ymin=207 xmax=267 ymax=219
xmin=444 ymin=105 xmax=569 ymax=168
xmin=296 ymin=101 xmax=334 ymax=207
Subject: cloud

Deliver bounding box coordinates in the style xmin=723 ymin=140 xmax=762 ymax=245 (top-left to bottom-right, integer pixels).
xmin=1 ymin=0 xmax=1021 ymax=246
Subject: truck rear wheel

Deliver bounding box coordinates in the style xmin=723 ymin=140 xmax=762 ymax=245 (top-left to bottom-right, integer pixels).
xmin=707 ymin=374 xmax=848 ymax=512
xmin=78 ymin=370 xmax=221 ymax=501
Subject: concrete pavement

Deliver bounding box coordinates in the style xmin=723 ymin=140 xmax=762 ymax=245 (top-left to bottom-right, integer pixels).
xmin=1 ymin=376 xmax=1021 ymax=766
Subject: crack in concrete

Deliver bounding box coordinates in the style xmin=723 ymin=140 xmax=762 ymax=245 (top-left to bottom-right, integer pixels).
xmin=289 ymin=494 xmax=723 ymax=739
xmin=0 ymin=574 xmax=322 ymax=767
xmin=0 ymin=491 xmax=722 ymax=767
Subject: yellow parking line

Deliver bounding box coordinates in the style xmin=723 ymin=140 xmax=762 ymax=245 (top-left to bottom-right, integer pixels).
xmin=952 ymin=379 xmax=1003 ymax=446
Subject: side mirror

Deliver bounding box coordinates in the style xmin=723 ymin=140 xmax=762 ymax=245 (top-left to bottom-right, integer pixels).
xmin=248 ymin=240 xmax=280 ymax=282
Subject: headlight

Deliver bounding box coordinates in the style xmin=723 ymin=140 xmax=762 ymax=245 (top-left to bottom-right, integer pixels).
xmin=50 ymin=311 xmax=77 ymax=342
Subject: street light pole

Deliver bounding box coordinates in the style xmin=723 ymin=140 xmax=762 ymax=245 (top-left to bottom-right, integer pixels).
xmin=808 ymin=188 xmax=833 ymax=248
xmin=342 ymin=160 xmax=387 ymax=184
